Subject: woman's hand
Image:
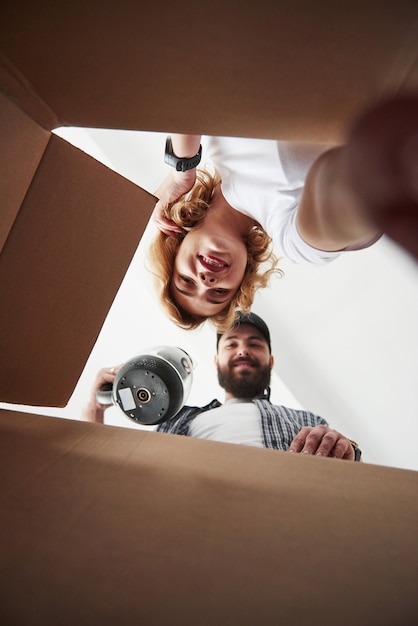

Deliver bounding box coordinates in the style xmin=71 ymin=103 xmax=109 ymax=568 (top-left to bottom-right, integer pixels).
xmin=153 ymin=169 xmax=196 ymax=236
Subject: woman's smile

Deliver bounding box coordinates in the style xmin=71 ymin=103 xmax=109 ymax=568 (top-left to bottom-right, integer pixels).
xmin=198 ymin=255 xmax=229 ymax=272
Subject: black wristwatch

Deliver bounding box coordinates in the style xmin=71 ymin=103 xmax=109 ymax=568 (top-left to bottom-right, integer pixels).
xmin=349 ymin=439 xmax=362 ymax=462
xmin=164 ymin=136 xmax=202 ymax=172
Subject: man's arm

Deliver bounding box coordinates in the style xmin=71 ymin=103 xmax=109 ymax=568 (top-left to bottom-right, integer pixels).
xmin=296 ymin=146 xmax=382 ymax=252
xmin=81 ymin=366 xmax=121 ymax=424
xmin=288 ymin=425 xmax=356 ymax=461
xmin=345 ymin=95 xmax=418 ymax=262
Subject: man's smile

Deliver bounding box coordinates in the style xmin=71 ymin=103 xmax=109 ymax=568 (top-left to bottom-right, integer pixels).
xmin=231 ymin=357 xmax=258 ymax=371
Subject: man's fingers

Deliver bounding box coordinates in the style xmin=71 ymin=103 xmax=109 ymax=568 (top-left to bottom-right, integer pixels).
xmin=288 ymin=427 xmax=309 ymax=453
xmin=96 ymin=365 xmax=122 ymax=387
xmin=314 ymin=436 xmax=355 ymax=460
xmin=313 ymin=430 xmax=340 ymax=456
xmin=289 ymin=426 xmax=355 ymax=460
xmin=288 ymin=426 xmax=325 ymax=453
xmin=339 ymin=439 xmax=355 ymax=461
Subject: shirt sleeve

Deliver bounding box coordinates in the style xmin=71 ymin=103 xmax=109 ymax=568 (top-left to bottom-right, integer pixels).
xmin=202 ymin=135 xmax=342 ymax=266
xmin=296 ymin=410 xmax=329 ymax=429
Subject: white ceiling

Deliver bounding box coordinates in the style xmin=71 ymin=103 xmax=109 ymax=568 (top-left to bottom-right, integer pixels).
xmin=5 ymin=126 xmax=417 ymax=473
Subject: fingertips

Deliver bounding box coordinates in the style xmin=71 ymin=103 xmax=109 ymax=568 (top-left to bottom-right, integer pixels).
xmin=162 ymin=228 xmax=181 ymax=238
xmin=331 ymin=439 xmax=351 ymax=459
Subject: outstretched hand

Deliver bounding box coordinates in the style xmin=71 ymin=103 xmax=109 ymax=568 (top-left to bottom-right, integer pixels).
xmin=288 ymin=425 xmax=355 ymax=461
xmin=152 ymin=169 xmax=196 ymax=236
xmin=81 ymin=365 xmax=122 ymax=424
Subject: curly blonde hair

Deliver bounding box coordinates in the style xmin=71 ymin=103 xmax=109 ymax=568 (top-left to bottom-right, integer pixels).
xmin=147 ymin=169 xmax=281 ymax=330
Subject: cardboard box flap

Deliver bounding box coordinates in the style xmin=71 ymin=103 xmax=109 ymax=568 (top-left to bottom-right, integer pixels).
xmin=1 ymin=1 xmax=418 ymax=142
xmin=0 ymin=50 xmax=58 ymax=131
xmin=0 ymin=90 xmax=50 ymax=253
xmin=0 ymin=134 xmax=155 ymax=406
xmin=0 ymin=409 xmax=417 ymax=625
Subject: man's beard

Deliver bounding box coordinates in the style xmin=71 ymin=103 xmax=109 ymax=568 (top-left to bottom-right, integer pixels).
xmin=217 ymin=358 xmax=271 ymax=399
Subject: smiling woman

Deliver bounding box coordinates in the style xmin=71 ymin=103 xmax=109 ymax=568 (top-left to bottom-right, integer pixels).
xmin=148 ymin=168 xmax=279 ymax=330
xmin=148 ymin=132 xmax=383 ymax=331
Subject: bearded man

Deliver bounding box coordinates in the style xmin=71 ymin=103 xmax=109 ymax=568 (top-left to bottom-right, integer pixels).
xmin=157 ymin=312 xmax=361 ymax=460
xmin=83 ymin=311 xmax=361 ymax=460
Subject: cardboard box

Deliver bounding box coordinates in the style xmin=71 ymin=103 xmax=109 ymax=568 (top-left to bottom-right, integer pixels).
xmin=1 ymin=2 xmax=417 ymax=623
xmin=0 ymin=409 xmax=417 ymax=625
xmin=0 ymin=77 xmax=155 ymax=406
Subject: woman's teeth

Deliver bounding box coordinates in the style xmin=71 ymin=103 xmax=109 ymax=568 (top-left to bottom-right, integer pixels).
xmin=201 ymin=256 xmax=226 ymax=268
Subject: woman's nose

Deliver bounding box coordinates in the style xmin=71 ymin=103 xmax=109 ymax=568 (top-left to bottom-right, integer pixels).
xmin=199 ymin=272 xmax=216 ymax=284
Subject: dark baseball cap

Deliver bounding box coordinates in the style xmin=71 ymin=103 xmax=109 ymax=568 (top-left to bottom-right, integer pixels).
xmin=216 ymin=311 xmax=271 ymax=352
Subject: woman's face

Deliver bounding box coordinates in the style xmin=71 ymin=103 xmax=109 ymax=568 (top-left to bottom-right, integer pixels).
xmin=171 ymin=228 xmax=248 ymax=316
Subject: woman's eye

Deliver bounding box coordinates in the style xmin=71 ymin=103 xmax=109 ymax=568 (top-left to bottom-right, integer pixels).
xmin=180 ymin=275 xmax=194 ymax=285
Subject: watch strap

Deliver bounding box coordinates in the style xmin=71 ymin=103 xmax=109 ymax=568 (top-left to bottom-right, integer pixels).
xmin=349 ymin=439 xmax=362 ymax=462
xmin=164 ymin=136 xmax=202 ymax=172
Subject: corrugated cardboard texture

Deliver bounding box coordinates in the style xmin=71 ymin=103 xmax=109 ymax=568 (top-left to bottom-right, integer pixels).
xmin=0 ymin=129 xmax=155 ymax=406
xmin=0 ymin=90 xmax=50 ymax=253
xmin=0 ymin=50 xmax=58 ymax=131
xmin=0 ymin=409 xmax=417 ymax=625
xmin=1 ymin=0 xmax=418 ymax=142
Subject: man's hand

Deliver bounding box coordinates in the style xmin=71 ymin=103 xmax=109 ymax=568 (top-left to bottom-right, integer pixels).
xmin=81 ymin=365 xmax=122 ymax=424
xmin=288 ymin=425 xmax=355 ymax=461
xmin=152 ymin=169 xmax=196 ymax=236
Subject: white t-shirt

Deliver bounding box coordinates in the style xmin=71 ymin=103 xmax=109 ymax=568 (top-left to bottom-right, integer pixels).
xmin=188 ymin=399 xmax=264 ymax=447
xmin=202 ymin=135 xmax=342 ymax=265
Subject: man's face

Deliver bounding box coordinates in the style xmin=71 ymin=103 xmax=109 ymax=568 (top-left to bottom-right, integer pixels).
xmin=215 ymin=324 xmax=274 ymax=398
